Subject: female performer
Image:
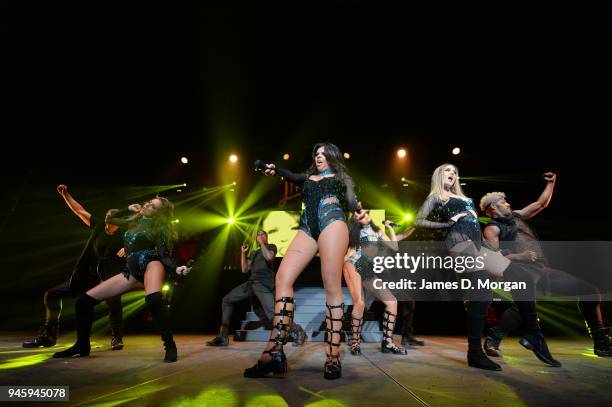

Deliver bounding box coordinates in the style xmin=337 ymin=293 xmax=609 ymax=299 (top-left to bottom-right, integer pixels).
xmin=414 ymin=164 xmax=559 ymax=370
xmin=53 ymin=196 xmax=190 ymax=363
xmin=343 ymin=213 xmax=407 ymax=356
xmin=244 ymin=142 xmax=359 ymax=380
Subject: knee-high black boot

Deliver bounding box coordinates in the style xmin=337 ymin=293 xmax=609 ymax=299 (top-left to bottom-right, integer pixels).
xmin=53 ymin=294 xmax=99 ymax=358
xmin=145 ymin=292 xmax=177 ymax=363
xmin=466 ymin=301 xmax=501 ymax=371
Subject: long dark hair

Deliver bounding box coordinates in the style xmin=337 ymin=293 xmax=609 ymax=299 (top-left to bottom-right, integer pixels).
xmin=348 ymin=214 xmax=380 ymax=250
xmin=148 ymin=196 xmax=177 ymax=254
xmin=307 ymin=142 xmax=350 ymax=180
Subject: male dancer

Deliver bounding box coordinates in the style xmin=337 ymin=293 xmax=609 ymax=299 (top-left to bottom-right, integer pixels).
xmin=481 ymin=172 xmax=612 ymax=357
xmin=22 ymin=185 xmax=125 ymax=350
xmin=207 ymin=230 xmax=306 ymax=346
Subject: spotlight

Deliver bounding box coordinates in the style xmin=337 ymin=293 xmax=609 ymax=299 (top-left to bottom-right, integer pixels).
xmin=229 ymin=154 xmax=238 ymax=163
xmin=232 ymin=181 xmax=237 ymax=185
xmin=162 ymin=284 xmax=170 ymax=292
xmin=173 ymin=219 xmax=180 ymax=223
xmin=180 ymin=157 xmax=188 ymax=164
xmin=401 ymin=177 xmax=406 ymax=182
xmin=452 ymin=147 xmax=461 ymax=155
xmin=283 ymin=153 xmax=290 ymax=160
xmin=182 ymin=183 xmax=187 ymax=187
xmin=397 ymin=148 xmax=407 ymax=158
xmin=228 ymin=217 xmax=236 ymax=224
xmin=404 ymin=213 xmax=413 ymax=221
xmin=343 ymin=152 xmax=350 ymax=159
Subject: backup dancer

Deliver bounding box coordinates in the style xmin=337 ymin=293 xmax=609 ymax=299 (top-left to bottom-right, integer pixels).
xmin=343 ymin=213 xmax=407 ymax=356
xmin=23 ymin=185 xmax=124 ymax=350
xmin=480 ymin=172 xmax=612 ymax=358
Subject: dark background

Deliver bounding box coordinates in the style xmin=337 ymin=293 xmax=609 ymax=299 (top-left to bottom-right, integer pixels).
xmin=1 ymin=2 xmax=610 ymax=336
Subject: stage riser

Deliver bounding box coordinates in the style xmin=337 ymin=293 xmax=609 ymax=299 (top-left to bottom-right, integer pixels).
xmin=237 ymin=287 xmax=384 ymax=342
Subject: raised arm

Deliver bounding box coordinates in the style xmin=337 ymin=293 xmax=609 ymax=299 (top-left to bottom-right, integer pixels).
xmin=414 ymin=195 xmax=455 ymax=229
xmin=57 ymin=185 xmax=92 ymax=227
xmin=514 ymin=172 xmax=556 ymax=219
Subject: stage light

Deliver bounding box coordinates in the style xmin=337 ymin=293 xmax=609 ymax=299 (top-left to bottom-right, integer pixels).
xmin=229 ymin=154 xmax=238 ymax=163
xmin=228 ymin=217 xmax=236 ymax=224
xmin=162 ymin=284 xmax=170 ymax=293
xmin=401 ymin=177 xmax=406 ymax=182
xmin=182 ymin=183 xmax=187 ymax=187
xmin=404 ymin=213 xmax=413 ymax=221
xmin=180 ymin=157 xmax=188 ymax=164
xmin=397 ymin=148 xmax=407 ymax=158
xmin=173 ymin=219 xmax=180 ymax=223
xmin=344 ymin=152 xmax=350 ymax=159
xmin=452 ymin=147 xmax=461 ymax=155
xmin=283 ymin=153 xmax=290 ymax=160
xmin=232 ymin=181 xmax=237 ymax=185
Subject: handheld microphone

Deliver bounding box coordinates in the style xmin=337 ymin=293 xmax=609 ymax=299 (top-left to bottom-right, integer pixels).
xmin=384 ymin=220 xmax=399 ymax=227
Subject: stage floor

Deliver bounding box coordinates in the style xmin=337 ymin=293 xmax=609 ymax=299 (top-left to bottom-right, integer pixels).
xmin=0 ymin=333 xmax=611 ymax=407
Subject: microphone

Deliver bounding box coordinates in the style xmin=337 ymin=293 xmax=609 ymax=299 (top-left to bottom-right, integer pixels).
xmin=384 ymin=220 xmax=399 ymax=227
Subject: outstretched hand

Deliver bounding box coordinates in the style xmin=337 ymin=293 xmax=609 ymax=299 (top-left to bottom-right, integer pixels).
xmin=264 ymin=164 xmax=276 ymax=176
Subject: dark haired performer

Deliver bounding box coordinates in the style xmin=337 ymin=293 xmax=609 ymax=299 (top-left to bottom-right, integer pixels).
xmin=207 ymin=230 xmax=306 ymax=346
xmin=481 ymin=172 xmax=612 ymax=358
xmin=23 ymin=185 xmax=125 ymax=350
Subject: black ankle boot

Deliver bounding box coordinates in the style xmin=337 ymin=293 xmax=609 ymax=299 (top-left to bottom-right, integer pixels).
xmin=23 ymin=325 xmax=57 ymax=348
xmin=323 ymin=303 xmax=344 ymax=380
xmin=244 ymin=297 xmax=294 ymax=378
xmin=53 ymin=341 xmax=91 ymax=358
xmin=467 ymin=347 xmax=502 ymax=371
xmin=53 ymin=294 xmax=98 ymax=358
xmin=593 ymin=327 xmax=612 ymax=357
xmin=164 ymin=340 xmax=178 ymax=363
xmin=519 ymin=331 xmax=561 ymax=367
xmin=401 ymin=334 xmax=425 ymax=347
xmin=146 ymin=292 xmax=178 ymax=363
xmin=207 ymin=326 xmax=229 ymax=346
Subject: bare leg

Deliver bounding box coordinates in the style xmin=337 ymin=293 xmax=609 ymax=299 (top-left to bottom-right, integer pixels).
xmin=87 ymin=273 xmax=142 ymax=302
xmin=262 ymin=231 xmax=318 ymax=358
xmin=318 ymin=221 xmax=349 ymax=377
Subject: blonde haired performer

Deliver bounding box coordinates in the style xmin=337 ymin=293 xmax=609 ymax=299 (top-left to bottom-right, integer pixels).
xmin=414 ymin=164 xmax=560 ymax=371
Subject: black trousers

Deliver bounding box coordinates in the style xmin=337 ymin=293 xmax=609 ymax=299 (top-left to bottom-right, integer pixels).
xmin=492 ymin=266 xmax=603 ymax=336
xmin=44 ymin=277 xmax=123 ymax=338
xmin=220 ymin=280 xmax=275 ymax=328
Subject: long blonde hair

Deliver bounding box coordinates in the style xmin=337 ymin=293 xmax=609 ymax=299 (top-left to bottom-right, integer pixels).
xmin=429 ymin=163 xmax=466 ymax=201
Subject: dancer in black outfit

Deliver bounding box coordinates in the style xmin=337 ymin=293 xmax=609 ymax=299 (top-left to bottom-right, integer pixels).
xmin=480 ymin=172 xmax=612 ymax=358
xmin=244 ymin=142 xmax=359 ymax=380
xmin=207 ymin=230 xmax=306 ymax=346
xmin=415 ymin=164 xmax=560 ymax=370
xmin=53 ymin=197 xmax=191 ymax=362
xmin=23 ymin=185 xmax=125 ymax=350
